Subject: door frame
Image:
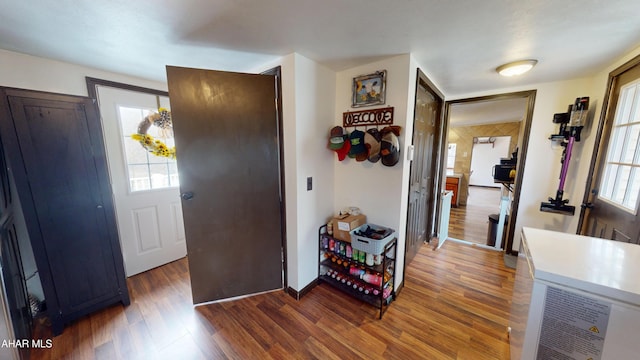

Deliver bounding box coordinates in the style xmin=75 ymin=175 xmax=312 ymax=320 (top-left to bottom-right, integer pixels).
xmin=260 ymin=66 xmax=288 ymax=292
xmin=406 ymin=68 xmax=445 ymax=247
xmin=577 ymin=54 xmax=640 ymax=233
xmin=86 ymin=78 xmax=179 ymax=276
xmin=400 ymin=68 xmax=445 ymax=294
xmin=442 ymin=90 xmax=536 ymax=254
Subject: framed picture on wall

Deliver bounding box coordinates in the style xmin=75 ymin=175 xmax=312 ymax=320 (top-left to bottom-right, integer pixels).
xmin=352 ymin=70 xmax=386 ymax=107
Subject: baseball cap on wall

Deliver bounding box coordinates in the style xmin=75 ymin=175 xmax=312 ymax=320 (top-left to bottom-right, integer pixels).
xmin=348 ymin=129 xmax=368 ymax=161
xmin=328 ymin=126 xmax=348 ymax=150
xmin=380 ymin=131 xmax=400 ymax=166
xmin=334 ymin=139 xmax=351 ymax=161
xmin=364 ymin=128 xmax=382 ymax=163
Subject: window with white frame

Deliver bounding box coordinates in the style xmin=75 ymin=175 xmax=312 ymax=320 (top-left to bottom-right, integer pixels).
xmin=599 ymin=79 xmax=640 ymax=213
xmin=118 ymin=106 xmax=179 ymax=192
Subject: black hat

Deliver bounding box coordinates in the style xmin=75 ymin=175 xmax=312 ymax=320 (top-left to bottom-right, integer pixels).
xmin=348 ymin=130 xmax=368 ymax=160
xmin=365 ymin=128 xmax=382 ymax=163
xmin=380 ymin=132 xmax=400 ymax=166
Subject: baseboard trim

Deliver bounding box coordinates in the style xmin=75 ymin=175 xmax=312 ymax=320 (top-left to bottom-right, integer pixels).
xmin=286 ymin=279 xmax=317 ymax=300
xmin=395 ymin=279 xmax=405 ymax=297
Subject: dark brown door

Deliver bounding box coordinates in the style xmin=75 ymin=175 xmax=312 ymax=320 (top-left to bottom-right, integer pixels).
xmin=406 ymin=70 xmax=443 ymax=264
xmin=580 ymin=58 xmax=640 ymax=243
xmin=166 ymin=66 xmax=283 ymax=304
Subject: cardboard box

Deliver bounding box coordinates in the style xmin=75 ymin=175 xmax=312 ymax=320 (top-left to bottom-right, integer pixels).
xmin=331 ymin=214 xmax=366 ymax=242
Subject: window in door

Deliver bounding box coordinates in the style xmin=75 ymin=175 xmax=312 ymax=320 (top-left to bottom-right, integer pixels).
xmin=599 ymin=79 xmax=640 ymax=213
xmin=118 ymin=106 xmax=179 ymax=192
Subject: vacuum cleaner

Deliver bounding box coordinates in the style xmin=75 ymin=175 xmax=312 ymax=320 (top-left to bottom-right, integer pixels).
xmin=540 ymin=97 xmax=589 ymax=215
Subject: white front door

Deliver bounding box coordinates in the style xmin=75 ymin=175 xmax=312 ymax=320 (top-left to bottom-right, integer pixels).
xmin=96 ymin=86 xmax=187 ymax=276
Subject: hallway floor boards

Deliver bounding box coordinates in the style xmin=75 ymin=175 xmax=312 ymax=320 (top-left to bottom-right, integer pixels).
xmin=31 ymin=241 xmax=514 ymax=359
xmin=449 ymin=186 xmax=503 ymax=245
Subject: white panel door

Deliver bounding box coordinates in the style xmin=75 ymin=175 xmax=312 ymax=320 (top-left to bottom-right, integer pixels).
xmin=96 ymin=86 xmax=186 ymax=276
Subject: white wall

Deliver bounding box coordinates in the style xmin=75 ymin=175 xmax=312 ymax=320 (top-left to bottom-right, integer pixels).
xmin=253 ymin=53 xmax=336 ymax=292
xmin=469 ymin=136 xmax=511 ymax=187
xmin=334 ymin=54 xmax=415 ymax=289
xmin=291 ymin=54 xmax=336 ymax=290
xmin=0 ymin=49 xmax=166 ymax=95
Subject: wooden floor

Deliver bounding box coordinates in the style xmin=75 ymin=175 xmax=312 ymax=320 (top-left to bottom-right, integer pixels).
xmin=449 ymin=186 xmax=502 ymax=245
xmin=31 ymin=241 xmax=515 ymax=359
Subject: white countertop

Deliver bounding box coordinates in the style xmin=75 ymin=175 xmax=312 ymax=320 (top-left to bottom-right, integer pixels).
xmin=522 ymin=227 xmax=640 ymax=306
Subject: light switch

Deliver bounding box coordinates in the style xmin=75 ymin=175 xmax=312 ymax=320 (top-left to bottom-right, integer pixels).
xmin=307 ymin=177 xmax=312 ymax=191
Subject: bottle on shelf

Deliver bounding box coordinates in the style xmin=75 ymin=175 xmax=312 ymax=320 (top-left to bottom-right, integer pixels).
xmin=383 ymin=271 xmax=392 ymax=284
xmin=383 ymin=285 xmax=392 ymax=299
xmin=365 ymin=252 xmax=374 ymax=266
xmin=349 ymin=265 xmax=364 ymax=277
xmin=361 ymin=273 xmax=382 ymax=287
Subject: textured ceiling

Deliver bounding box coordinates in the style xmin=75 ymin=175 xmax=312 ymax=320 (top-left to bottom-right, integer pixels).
xmin=0 ymin=0 xmax=639 ymax=96
xmin=449 ymin=98 xmax=528 ymax=127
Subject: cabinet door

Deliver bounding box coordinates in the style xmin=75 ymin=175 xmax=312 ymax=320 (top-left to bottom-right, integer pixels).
xmin=0 ymin=88 xmax=129 ymax=334
xmin=0 ymin=218 xmax=31 ymax=348
xmin=0 ymin=136 xmax=10 ymax=218
xmin=0 ymin=129 xmax=31 ymax=357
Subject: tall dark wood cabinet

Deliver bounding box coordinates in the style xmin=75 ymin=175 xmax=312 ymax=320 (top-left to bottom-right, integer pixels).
xmin=0 ymin=87 xmax=130 ymax=335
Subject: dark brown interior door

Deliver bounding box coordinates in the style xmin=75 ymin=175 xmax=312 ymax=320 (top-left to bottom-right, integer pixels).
xmin=406 ymin=70 xmax=443 ymax=265
xmin=580 ymin=58 xmax=640 ymax=243
xmin=166 ymin=66 xmax=283 ymax=304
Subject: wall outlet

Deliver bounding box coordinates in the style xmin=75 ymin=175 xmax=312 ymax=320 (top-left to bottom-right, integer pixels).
xmin=307 ymin=177 xmax=312 ymax=191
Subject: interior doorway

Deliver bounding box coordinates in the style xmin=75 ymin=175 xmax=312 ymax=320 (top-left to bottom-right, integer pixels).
xmin=450 ymin=135 xmax=513 ymax=246
xmin=87 ymin=80 xmax=187 ymax=277
xmin=406 ymin=69 xmax=444 ymax=265
xmin=442 ymin=91 xmax=536 ymax=253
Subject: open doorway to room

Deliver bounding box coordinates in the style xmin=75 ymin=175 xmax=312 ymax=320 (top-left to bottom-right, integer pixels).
xmin=449 ymin=129 xmax=519 ymax=246
xmin=443 ymin=91 xmax=535 ymax=253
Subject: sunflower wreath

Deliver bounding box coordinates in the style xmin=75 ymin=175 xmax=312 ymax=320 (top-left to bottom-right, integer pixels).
xmin=131 ymin=108 xmax=176 ymax=159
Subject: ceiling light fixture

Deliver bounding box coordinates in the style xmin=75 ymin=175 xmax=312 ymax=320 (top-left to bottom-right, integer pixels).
xmin=496 ymin=59 xmax=538 ymax=77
